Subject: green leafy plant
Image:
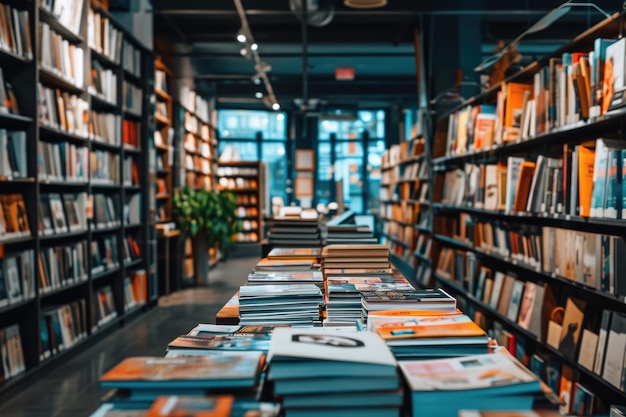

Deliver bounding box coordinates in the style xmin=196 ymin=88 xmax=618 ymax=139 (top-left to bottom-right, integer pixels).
xmin=172 ymin=187 xmax=240 ymax=251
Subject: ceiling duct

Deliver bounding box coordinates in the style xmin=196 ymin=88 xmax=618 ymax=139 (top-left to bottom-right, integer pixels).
xmin=289 ymin=0 xmax=335 ymax=27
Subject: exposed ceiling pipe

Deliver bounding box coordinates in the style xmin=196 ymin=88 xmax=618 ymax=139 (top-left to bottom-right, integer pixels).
xmin=301 ymin=0 xmax=308 ymax=110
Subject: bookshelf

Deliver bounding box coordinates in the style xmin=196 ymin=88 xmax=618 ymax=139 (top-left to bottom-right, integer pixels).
xmin=428 ymin=11 xmax=626 ymax=410
xmin=0 ymin=0 xmax=156 ymax=394
xmin=153 ymin=57 xmax=173 ymax=225
xmin=217 ymin=161 xmax=263 ymax=244
xmin=379 ymin=137 xmax=433 ymax=281
xmin=172 ymin=86 xmax=220 ymax=278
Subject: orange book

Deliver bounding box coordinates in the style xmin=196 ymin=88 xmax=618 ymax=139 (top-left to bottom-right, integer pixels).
xmin=375 ymin=317 xmax=487 ymax=340
xmin=146 ymin=395 xmax=234 ymax=417
xmin=577 ymin=145 xmax=596 ymax=217
xmin=368 ymin=309 xmax=463 ymax=318
xmin=503 ymin=82 xmax=533 ymax=142
xmin=513 ymin=161 xmax=536 ymax=212
xmin=473 ymin=112 xmax=497 ymax=150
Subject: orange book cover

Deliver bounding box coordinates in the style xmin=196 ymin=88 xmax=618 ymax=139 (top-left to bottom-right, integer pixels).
xmin=513 ymin=161 xmax=536 ymax=212
xmin=376 ymin=318 xmax=487 ymax=340
xmin=577 ymin=145 xmax=596 ymax=217
xmin=146 ymin=395 xmax=234 ymax=417
xmin=100 ymin=355 xmax=263 ymax=385
xmin=368 ymin=309 xmax=462 ymax=317
xmin=473 ymin=113 xmax=496 ymax=150
xmin=504 ymin=82 xmax=533 ymax=141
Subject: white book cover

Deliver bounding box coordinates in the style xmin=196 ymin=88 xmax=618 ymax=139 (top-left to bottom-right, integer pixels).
xmin=268 ymin=327 xmax=396 ymax=367
xmin=488 ymin=272 xmax=505 ymax=310
xmin=399 ymin=351 xmax=539 ymax=392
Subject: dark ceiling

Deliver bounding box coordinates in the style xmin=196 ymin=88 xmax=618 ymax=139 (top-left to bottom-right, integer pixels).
xmin=150 ymin=0 xmax=623 ymax=111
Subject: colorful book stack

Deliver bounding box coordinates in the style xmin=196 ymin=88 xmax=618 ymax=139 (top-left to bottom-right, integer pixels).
xmin=238 ymin=284 xmax=323 ymax=326
xmin=267 ymin=327 xmax=402 ymax=417
xmin=360 ymin=287 xmax=457 ymax=323
xmin=324 ymin=272 xmax=413 ymax=328
xmin=367 ymin=309 xmax=490 ymax=359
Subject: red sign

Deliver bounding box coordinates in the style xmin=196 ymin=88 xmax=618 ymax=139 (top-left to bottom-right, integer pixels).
xmin=335 ymin=67 xmax=355 ymax=80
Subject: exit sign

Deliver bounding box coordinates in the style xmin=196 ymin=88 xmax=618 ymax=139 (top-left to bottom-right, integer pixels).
xmin=335 ymin=68 xmax=355 ymax=80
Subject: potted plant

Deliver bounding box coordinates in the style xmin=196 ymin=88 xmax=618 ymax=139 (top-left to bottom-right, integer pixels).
xmin=172 ymin=187 xmax=239 ymax=285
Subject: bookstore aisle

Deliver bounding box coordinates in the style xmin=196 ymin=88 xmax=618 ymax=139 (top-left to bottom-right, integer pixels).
xmin=0 ymin=258 xmax=255 ymax=417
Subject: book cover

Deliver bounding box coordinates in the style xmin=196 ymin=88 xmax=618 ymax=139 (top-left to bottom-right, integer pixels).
xmin=267 ymin=327 xmax=396 ymax=367
xmin=399 ymin=350 xmax=540 ymax=394
xmin=577 ymin=144 xmax=596 ymax=217
xmin=558 ymin=298 xmax=586 ymax=360
xmin=100 ymin=355 xmax=264 ymax=389
xmin=145 ymin=395 xmax=234 ymax=417
xmin=602 ymin=312 xmax=626 ymax=387
xmin=517 ymin=281 xmax=538 ymax=331
xmin=506 ymin=280 xmax=525 ymax=323
xmin=167 ymin=334 xmax=271 ymax=352
xmin=375 ymin=317 xmax=487 ymax=344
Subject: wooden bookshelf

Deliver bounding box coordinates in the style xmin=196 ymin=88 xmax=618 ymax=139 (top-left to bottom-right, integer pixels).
xmin=0 ymin=0 xmax=156 ymax=394
xmin=217 ymin=161 xmax=263 ymax=244
xmin=428 ymin=10 xmax=626 ymax=410
xmin=153 ymin=57 xmax=174 ymax=225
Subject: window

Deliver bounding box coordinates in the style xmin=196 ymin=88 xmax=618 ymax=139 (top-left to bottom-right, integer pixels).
xmin=318 ymin=110 xmax=385 ymax=140
xmin=316 ymin=110 xmax=386 ymax=214
xmin=217 ymin=109 xmax=288 ymax=205
xmin=218 ymin=110 xmax=286 ymax=140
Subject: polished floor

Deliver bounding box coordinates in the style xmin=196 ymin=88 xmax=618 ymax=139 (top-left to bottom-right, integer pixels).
xmin=0 ymin=257 xmax=257 ymax=417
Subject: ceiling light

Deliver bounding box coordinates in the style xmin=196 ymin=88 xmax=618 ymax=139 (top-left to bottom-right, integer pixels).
xmin=272 ymin=103 xmax=280 ymax=111
xmin=253 ymin=77 xmax=262 ymax=85
xmin=344 ymin=0 xmax=387 ymax=8
xmin=250 ymin=43 xmax=258 ymax=51
xmin=236 ymin=28 xmax=247 ymax=43
xmin=255 ymin=92 xmax=263 ymax=98
xmin=240 ymin=47 xmax=250 ymax=57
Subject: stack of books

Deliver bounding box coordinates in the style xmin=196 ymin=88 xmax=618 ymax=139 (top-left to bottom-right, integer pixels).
xmin=399 ymin=350 xmax=546 ymax=417
xmin=267 ymin=218 xmax=322 ymax=247
xmin=267 ymin=328 xmax=402 ymax=417
xmin=321 ymin=244 xmax=391 ymax=272
xmin=238 ymin=284 xmax=323 ymax=326
xmin=367 ymin=309 xmax=490 ymax=359
xmin=325 ymin=224 xmax=377 ymax=244
xmin=360 ymin=288 xmax=457 ymax=323
xmin=324 ymin=272 xmax=414 ymax=328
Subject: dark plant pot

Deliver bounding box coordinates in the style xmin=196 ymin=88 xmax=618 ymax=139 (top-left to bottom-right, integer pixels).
xmin=192 ymin=232 xmax=210 ymax=286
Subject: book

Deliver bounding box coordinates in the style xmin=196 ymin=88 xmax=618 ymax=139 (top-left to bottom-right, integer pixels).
xmin=100 ymin=354 xmax=264 ymax=389
xmin=558 ymin=298 xmax=586 ymax=360
xmin=145 ymin=395 xmax=234 ymax=417
xmin=602 ymin=312 xmax=626 ymax=388
xmin=360 ymin=288 xmax=456 ymax=312
xmin=400 ymin=350 xmax=540 ymax=394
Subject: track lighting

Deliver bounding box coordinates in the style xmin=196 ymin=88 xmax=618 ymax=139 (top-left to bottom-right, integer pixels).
xmin=233 ymin=0 xmax=280 ymax=111
xmin=236 ymin=28 xmax=247 ymax=43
